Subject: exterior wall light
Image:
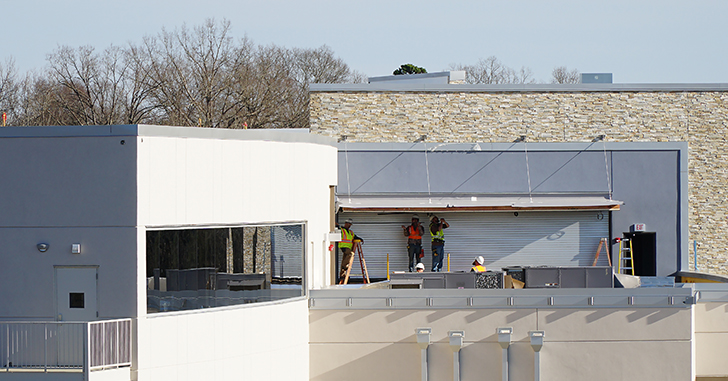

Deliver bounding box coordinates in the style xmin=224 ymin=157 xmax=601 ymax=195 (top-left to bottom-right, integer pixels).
xmin=415 ymin=328 xmax=431 ymax=381
xmin=449 ymin=330 xmax=465 ymax=381
xmin=37 ymin=243 xmax=49 ymax=252
xmin=529 ymin=331 xmax=545 ymax=381
xmin=497 ymin=327 xmax=513 ymax=381
xmin=71 ymin=243 xmax=81 ymax=254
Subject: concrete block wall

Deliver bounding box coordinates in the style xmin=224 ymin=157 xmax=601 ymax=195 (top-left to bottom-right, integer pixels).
xmin=310 ymin=90 xmax=728 ymax=275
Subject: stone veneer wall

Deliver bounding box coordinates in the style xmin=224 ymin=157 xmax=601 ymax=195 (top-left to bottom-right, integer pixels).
xmin=310 ymin=91 xmax=728 ymax=275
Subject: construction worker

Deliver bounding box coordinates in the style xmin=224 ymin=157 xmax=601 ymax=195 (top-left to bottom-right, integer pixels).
xmin=415 ymin=263 xmax=425 ymax=273
xmin=470 ymin=256 xmax=487 ymax=273
xmin=429 ymin=215 xmax=449 ymax=272
xmin=402 ymin=214 xmax=425 ymax=272
xmin=337 ymin=219 xmax=364 ymax=280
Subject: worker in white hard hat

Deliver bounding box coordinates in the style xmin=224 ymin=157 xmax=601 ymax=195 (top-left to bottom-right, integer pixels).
xmin=401 ymin=214 xmax=425 ymax=272
xmin=415 ymin=263 xmax=425 ymax=273
xmin=470 ymin=256 xmax=486 ymax=273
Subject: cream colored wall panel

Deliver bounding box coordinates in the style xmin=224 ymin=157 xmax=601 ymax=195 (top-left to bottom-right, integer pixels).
xmin=174 ymin=138 xmax=188 ymax=224
xmin=184 ymin=138 xmax=216 ymax=223
xmin=310 ymin=343 xmax=420 ymax=381
xmin=538 ymin=307 xmax=692 ymax=341
xmin=309 ymin=309 xmax=537 ymax=343
xmin=695 ymin=302 xmax=728 ymax=333
xmin=219 ymin=141 xmax=245 ymax=220
xmin=542 ymin=341 xmax=692 ymax=381
xmin=696 ymin=332 xmax=728 ymax=377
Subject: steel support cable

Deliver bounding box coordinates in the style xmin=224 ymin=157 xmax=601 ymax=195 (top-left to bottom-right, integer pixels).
xmin=602 ymin=137 xmax=612 ymax=200
xmin=424 ymin=141 xmax=432 ymax=203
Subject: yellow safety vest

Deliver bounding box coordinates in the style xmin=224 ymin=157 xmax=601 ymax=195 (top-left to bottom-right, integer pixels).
xmin=340 ymin=228 xmax=354 ymax=249
xmin=430 ymin=225 xmax=445 ymax=241
xmin=470 ymin=265 xmax=486 ymax=273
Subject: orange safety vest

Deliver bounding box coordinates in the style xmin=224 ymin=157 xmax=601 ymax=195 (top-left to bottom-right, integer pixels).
xmin=407 ymin=225 xmax=422 ymax=240
xmin=470 ymin=265 xmax=486 ymax=273
xmin=340 ymin=228 xmax=354 ymax=249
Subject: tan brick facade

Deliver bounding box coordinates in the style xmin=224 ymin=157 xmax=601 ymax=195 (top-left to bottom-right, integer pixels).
xmin=310 ymin=90 xmax=728 ymax=274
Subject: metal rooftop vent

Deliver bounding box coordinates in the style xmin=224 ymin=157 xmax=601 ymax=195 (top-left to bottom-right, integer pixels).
xmin=581 ymin=73 xmax=613 ymax=84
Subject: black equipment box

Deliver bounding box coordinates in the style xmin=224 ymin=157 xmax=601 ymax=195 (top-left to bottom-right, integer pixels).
xmin=389 ymin=272 xmax=446 ymax=289
xmin=523 ymin=266 xmax=613 ymax=288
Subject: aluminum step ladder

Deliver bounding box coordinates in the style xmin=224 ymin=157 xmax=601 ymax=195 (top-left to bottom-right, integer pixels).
xmin=618 ymin=238 xmax=634 ymax=275
xmin=340 ymin=241 xmax=370 ymax=285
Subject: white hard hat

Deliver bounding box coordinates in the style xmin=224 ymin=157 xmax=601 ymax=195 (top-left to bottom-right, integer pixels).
xmin=344 ymin=219 xmax=353 ymax=224
xmin=415 ymin=263 xmax=425 ymax=270
xmin=475 ymin=256 xmax=485 ymax=265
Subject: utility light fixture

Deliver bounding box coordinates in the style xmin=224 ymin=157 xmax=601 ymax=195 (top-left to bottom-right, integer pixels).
xmin=37 ymin=243 xmax=49 ymax=252
xmin=592 ymin=134 xmax=606 ymax=142
xmin=513 ymin=135 xmax=526 ymax=143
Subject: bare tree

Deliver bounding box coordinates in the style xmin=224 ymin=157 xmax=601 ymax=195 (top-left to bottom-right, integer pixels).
xmin=0 ymin=58 xmax=19 ymax=125
xmin=551 ymin=66 xmax=580 ymax=84
xmin=6 ymin=18 xmax=366 ymax=128
xmin=292 ymin=45 xmax=353 ymax=84
xmin=451 ymin=56 xmax=534 ymax=84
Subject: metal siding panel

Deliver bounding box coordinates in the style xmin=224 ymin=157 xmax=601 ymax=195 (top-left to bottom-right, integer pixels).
xmin=271 ymin=225 xmax=304 ymax=278
xmin=339 ymin=211 xmax=609 ymax=278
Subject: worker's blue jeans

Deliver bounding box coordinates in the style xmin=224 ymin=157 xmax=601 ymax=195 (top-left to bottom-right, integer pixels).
xmin=431 ymin=244 xmax=444 ymax=272
xmin=407 ymin=243 xmax=422 ymax=272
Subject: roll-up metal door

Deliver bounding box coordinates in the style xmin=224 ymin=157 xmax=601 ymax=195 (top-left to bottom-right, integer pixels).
xmin=271 ymin=225 xmax=304 ymax=278
xmin=338 ymin=211 xmax=610 ymax=279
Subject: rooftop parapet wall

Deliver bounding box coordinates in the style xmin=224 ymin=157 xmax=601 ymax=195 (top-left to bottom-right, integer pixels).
xmin=309 ymin=89 xmax=728 ymax=275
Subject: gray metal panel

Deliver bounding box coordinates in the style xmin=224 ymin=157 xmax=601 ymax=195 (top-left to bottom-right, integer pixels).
xmin=611 ymin=150 xmax=679 ymax=276
xmin=581 ymin=73 xmax=613 ymax=84
xmin=340 ymin=211 xmax=610 ymax=278
xmin=271 ymin=225 xmax=304 ymax=278
xmin=338 ymin=149 xmax=614 ymax=195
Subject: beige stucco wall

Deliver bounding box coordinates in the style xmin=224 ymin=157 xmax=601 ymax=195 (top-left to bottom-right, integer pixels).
xmin=309 ymin=307 xmax=693 ymax=381
xmin=695 ymin=302 xmax=728 ymax=378
xmin=310 ymin=90 xmax=728 ymax=275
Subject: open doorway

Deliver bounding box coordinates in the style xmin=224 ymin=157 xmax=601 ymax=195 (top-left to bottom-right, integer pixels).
xmin=623 ymin=232 xmax=657 ymax=276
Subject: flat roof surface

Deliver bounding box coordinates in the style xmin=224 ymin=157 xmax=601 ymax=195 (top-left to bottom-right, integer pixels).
xmin=0 ymin=125 xmax=336 ymax=146
xmin=311 ymin=83 xmax=728 ymax=93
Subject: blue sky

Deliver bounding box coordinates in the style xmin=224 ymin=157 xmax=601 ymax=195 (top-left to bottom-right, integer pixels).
xmin=2 ymin=0 xmax=726 ymax=83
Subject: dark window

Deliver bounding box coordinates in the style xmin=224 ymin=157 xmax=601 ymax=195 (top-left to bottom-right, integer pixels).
xmin=146 ymin=224 xmax=305 ymax=313
xmin=69 ymin=293 xmax=85 ymax=309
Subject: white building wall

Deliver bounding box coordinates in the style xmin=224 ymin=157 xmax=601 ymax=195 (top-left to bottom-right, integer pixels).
xmin=134 ymin=129 xmax=337 ymax=380
xmin=136 ymin=298 xmax=309 ymax=381
xmin=136 ymin=133 xmax=338 ymax=291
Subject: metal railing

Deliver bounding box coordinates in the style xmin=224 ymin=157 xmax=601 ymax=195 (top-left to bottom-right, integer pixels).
xmin=1 ymin=319 xmax=131 ymax=373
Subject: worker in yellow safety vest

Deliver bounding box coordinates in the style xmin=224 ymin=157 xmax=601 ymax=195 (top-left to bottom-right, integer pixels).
xmin=337 ymin=219 xmax=363 ymax=280
xmin=429 ymin=215 xmax=449 ymax=272
xmin=470 ymin=256 xmax=487 ymax=273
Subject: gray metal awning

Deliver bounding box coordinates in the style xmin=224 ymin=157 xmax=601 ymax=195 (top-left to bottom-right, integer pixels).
xmin=337 ymin=195 xmax=622 ymax=212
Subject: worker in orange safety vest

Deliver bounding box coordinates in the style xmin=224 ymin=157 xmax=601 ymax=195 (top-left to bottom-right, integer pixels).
xmin=402 ymin=214 xmax=425 ymax=272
